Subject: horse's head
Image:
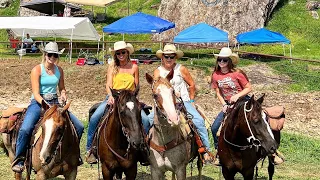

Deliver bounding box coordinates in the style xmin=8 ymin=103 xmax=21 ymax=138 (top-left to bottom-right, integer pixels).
xmin=146 ymin=70 xmax=179 ymax=126
xmin=111 ymin=87 xmax=145 ymax=150
xmin=39 ymin=100 xmax=69 ymax=165
xmin=228 ymin=95 xmax=278 ymax=155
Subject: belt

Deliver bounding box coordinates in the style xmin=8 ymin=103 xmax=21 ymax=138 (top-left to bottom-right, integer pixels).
xmin=42 ymin=93 xmax=58 ymax=101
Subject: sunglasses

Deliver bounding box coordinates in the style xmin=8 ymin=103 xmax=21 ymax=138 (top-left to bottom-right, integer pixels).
xmin=217 ymin=58 xmax=230 ymax=63
xmin=47 ymin=53 xmax=59 ymax=58
xmin=163 ymin=54 xmax=176 ymax=59
xmin=116 ymin=50 xmax=127 ymax=55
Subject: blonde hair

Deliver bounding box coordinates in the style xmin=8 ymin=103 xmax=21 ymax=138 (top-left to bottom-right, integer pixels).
xmin=41 ymin=52 xmax=59 ymax=65
xmin=110 ymin=49 xmax=131 ymax=76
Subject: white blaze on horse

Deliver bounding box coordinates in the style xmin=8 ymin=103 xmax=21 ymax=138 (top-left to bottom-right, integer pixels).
xmin=146 ymin=71 xmax=203 ymax=180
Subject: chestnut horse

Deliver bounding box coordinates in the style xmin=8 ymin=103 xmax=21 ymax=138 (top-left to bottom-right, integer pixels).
xmin=146 ymin=71 xmax=202 ymax=180
xmin=98 ymin=88 xmax=146 ymax=180
xmin=218 ymin=95 xmax=279 ymax=180
xmin=28 ymin=100 xmax=80 ymax=180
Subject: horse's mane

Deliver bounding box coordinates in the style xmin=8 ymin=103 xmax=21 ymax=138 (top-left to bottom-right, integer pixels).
xmin=226 ymin=96 xmax=249 ymax=128
xmin=43 ymin=105 xmax=58 ymax=120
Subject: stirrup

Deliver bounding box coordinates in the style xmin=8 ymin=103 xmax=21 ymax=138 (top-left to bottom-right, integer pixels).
xmin=11 ymin=157 xmax=25 ymax=173
xmin=85 ymin=151 xmax=98 ymax=164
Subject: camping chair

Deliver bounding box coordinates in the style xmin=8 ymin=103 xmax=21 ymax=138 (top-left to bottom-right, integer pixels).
xmin=85 ymin=12 xmax=94 ymax=22
xmin=95 ymin=13 xmax=106 ymax=23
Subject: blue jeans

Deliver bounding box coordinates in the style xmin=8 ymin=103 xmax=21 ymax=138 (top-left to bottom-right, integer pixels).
xmin=211 ymin=111 xmax=225 ymax=149
xmin=145 ymin=101 xmax=211 ymax=151
xmin=86 ymin=96 xmax=149 ymax=151
xmin=15 ymin=99 xmax=84 ymax=158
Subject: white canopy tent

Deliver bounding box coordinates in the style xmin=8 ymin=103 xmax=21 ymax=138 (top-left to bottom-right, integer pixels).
xmin=0 ymin=16 xmax=100 ymax=62
xmin=65 ymin=0 xmax=121 ymax=6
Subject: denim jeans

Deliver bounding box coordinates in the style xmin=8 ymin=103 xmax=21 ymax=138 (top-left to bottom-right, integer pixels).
xmin=86 ymin=96 xmax=150 ymax=151
xmin=15 ymin=99 xmax=84 ymax=158
xmin=145 ymin=101 xmax=211 ymax=151
xmin=211 ymin=111 xmax=225 ymax=149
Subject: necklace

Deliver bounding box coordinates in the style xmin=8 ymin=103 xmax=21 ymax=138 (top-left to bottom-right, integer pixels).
xmin=120 ymin=60 xmax=129 ymax=67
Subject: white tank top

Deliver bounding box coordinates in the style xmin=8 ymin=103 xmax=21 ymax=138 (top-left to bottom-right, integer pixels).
xmin=158 ymin=64 xmax=190 ymax=102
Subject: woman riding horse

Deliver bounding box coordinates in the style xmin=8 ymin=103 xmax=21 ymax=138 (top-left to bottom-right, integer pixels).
xmin=11 ymin=42 xmax=84 ymax=173
xmin=85 ymin=41 xmax=149 ymax=165
xmin=145 ymin=44 xmax=213 ymax=163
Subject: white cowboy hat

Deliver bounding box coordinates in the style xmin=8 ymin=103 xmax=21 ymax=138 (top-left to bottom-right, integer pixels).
xmin=40 ymin=42 xmax=65 ymax=54
xmin=214 ymin=47 xmax=239 ymax=65
xmin=156 ymin=44 xmax=184 ymax=59
xmin=110 ymin=41 xmax=134 ymax=56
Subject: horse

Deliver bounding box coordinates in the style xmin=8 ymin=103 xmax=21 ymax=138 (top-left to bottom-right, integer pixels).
xmin=218 ymin=95 xmax=279 ymax=180
xmin=98 ymin=87 xmax=147 ymax=180
xmin=1 ymin=100 xmax=80 ymax=180
xmin=29 ymin=100 xmax=80 ymax=180
xmin=146 ymin=71 xmax=202 ymax=180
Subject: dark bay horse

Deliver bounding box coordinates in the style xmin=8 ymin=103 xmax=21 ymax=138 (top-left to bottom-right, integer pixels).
xmin=98 ymin=88 xmax=146 ymax=180
xmin=146 ymin=71 xmax=202 ymax=180
xmin=218 ymin=95 xmax=278 ymax=180
xmin=30 ymin=100 xmax=80 ymax=180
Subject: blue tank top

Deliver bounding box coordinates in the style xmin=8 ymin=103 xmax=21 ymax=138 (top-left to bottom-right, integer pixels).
xmin=38 ymin=64 xmax=60 ymax=94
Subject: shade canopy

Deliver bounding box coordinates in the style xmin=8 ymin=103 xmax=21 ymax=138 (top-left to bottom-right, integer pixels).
xmin=103 ymin=12 xmax=175 ymax=34
xmin=0 ymin=16 xmax=100 ymax=40
xmin=174 ymin=22 xmax=229 ymax=43
xmin=20 ymin=0 xmax=81 ymax=15
xmin=236 ymin=28 xmax=290 ymax=44
xmin=65 ymin=0 xmax=121 ymax=7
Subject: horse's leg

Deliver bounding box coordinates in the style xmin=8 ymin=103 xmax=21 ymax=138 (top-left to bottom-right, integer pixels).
xmin=175 ymin=166 xmax=187 ymax=180
xmin=268 ymin=157 xmax=275 ymax=180
xmin=171 ymin=172 xmax=176 ymax=180
xmin=197 ymin=156 xmax=203 ymax=180
xmin=124 ymin=164 xmax=137 ymax=180
xmin=150 ymin=166 xmax=165 ymax=180
xmin=101 ymin=162 xmax=114 ymax=180
xmin=35 ymin=170 xmax=47 ymax=180
xmin=242 ymin=168 xmax=255 ymax=180
xmin=222 ymin=166 xmax=236 ymax=180
xmin=64 ymin=167 xmax=78 ymax=180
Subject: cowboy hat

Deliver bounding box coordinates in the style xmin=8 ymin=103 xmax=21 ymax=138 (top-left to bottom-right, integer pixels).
xmin=110 ymin=41 xmax=134 ymax=56
xmin=40 ymin=42 xmax=65 ymax=54
xmin=156 ymin=44 xmax=184 ymax=59
xmin=214 ymin=47 xmax=239 ymax=65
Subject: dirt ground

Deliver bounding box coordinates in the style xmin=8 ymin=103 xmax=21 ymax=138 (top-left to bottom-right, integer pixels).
xmin=1 ymin=58 xmax=320 ymax=138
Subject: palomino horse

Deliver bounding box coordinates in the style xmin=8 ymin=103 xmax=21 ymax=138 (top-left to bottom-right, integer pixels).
xmin=98 ymin=88 xmax=147 ymax=180
xmin=29 ymin=100 xmax=80 ymax=180
xmin=146 ymin=71 xmax=202 ymax=180
xmin=218 ymin=95 xmax=279 ymax=180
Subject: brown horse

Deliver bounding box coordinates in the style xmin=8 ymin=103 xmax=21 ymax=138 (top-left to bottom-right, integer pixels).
xmin=98 ymin=88 xmax=146 ymax=180
xmin=146 ymin=71 xmax=202 ymax=180
xmin=218 ymin=95 xmax=278 ymax=180
xmin=28 ymin=100 xmax=80 ymax=180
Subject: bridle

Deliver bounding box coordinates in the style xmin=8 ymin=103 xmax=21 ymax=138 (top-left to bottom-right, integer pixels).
xmin=223 ymin=101 xmax=262 ymax=151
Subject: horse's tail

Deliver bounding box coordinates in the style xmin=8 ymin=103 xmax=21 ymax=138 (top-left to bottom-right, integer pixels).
xmin=0 ymin=138 xmax=9 ymax=157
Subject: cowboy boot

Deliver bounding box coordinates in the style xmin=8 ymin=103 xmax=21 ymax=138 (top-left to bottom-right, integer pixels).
xmin=85 ymin=147 xmax=98 ymax=164
xmin=273 ymin=150 xmax=285 ymax=165
xmin=11 ymin=156 xmax=25 ymax=173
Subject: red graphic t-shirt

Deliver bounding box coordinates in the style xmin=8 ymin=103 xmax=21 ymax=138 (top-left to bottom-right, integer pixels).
xmin=211 ymin=71 xmax=249 ymax=102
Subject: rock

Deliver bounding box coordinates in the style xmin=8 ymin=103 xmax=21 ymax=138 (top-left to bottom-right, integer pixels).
xmin=296 ymin=100 xmax=305 ymax=104
xmin=154 ymin=0 xmax=280 ymax=44
xmin=310 ymin=11 xmax=319 ymax=19
xmin=306 ymin=1 xmax=320 ymax=11
xmin=0 ymin=0 xmax=10 ymax=8
xmin=307 ymin=98 xmax=314 ymax=103
xmin=289 ymin=1 xmax=295 ymax=5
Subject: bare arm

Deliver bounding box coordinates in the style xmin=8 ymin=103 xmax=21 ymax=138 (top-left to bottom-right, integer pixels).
xmin=230 ymin=82 xmax=252 ymax=103
xmin=133 ymin=64 xmax=139 ymax=86
xmin=57 ymin=66 xmax=67 ymax=101
xmin=180 ymin=65 xmax=196 ymax=100
xmin=106 ymin=65 xmax=114 ymax=95
xmin=153 ymin=68 xmax=160 ymax=79
xmin=31 ymin=65 xmax=43 ymax=104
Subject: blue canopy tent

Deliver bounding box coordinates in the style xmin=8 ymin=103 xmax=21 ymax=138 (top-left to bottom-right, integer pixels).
xmin=173 ymin=22 xmax=229 ymax=44
xmin=103 ymin=12 xmax=175 ymax=34
xmin=236 ymin=28 xmax=291 ymax=57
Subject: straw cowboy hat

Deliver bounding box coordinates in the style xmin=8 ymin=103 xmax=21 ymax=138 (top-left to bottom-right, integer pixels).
xmin=214 ymin=47 xmax=239 ymax=65
xmin=110 ymin=41 xmax=134 ymax=56
xmin=156 ymin=44 xmax=184 ymax=59
xmin=40 ymin=42 xmax=65 ymax=54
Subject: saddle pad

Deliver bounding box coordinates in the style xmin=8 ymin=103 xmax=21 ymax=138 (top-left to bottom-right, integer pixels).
xmin=264 ymin=106 xmax=285 ymax=131
xmin=179 ymin=113 xmax=191 ymax=140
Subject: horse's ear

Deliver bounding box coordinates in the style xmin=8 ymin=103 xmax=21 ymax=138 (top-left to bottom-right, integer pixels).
xmin=41 ymin=100 xmax=50 ymax=111
xmin=134 ymin=84 xmax=140 ymax=96
xmin=166 ymin=69 xmax=174 ymax=81
xmin=62 ymin=101 xmax=71 ymax=114
xmin=146 ymin=73 xmax=154 ymax=85
xmin=257 ymin=93 xmax=265 ymax=104
xmin=246 ymin=95 xmax=255 ymax=109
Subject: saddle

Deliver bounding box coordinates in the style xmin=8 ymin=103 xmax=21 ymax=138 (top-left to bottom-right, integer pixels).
xmin=0 ymin=107 xmax=26 ymax=133
xmin=264 ymin=106 xmax=285 ymax=131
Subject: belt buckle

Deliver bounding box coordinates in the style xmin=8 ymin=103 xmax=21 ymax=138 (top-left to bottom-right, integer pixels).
xmin=43 ymin=93 xmax=55 ymax=101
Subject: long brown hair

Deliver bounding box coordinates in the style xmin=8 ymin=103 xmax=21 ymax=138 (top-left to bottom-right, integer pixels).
xmin=213 ymin=57 xmax=249 ymax=80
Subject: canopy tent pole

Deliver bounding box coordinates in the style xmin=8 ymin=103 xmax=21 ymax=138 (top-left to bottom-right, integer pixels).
xmin=97 ymin=39 xmax=100 ymax=57
xmin=19 ymin=29 xmax=26 ymax=61
xmin=282 ymin=43 xmax=285 ymax=56
xmin=102 ymin=33 xmax=105 ymax=63
xmin=122 ymin=33 xmax=124 ymax=41
xmin=69 ymin=28 xmax=74 ymax=63
xmin=290 ymin=44 xmax=292 ymax=63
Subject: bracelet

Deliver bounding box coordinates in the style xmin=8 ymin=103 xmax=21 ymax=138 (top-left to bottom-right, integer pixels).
xmin=190 ymin=99 xmax=195 ymax=103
